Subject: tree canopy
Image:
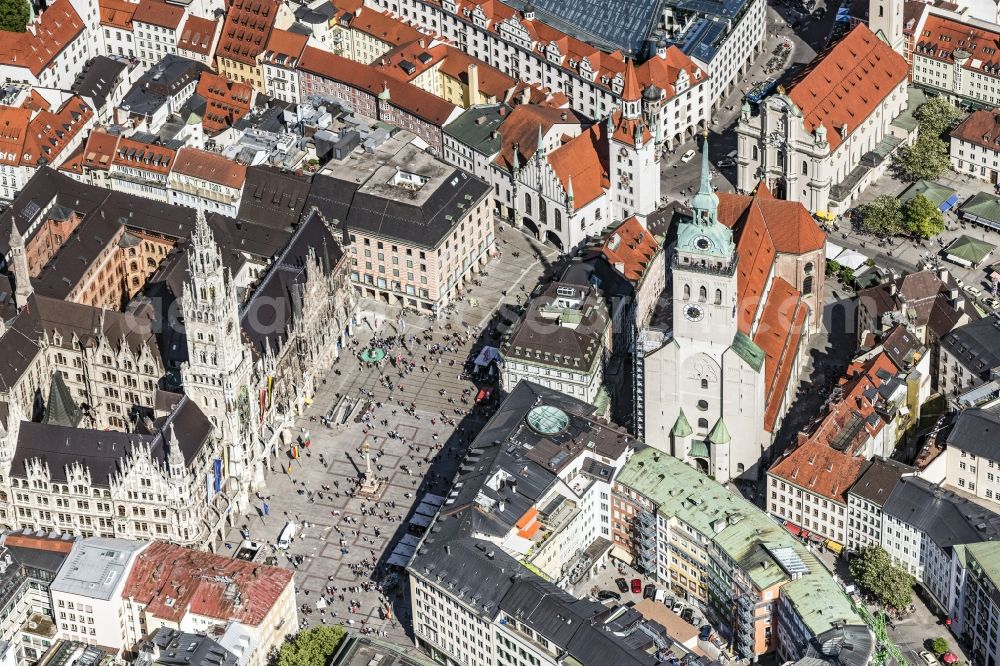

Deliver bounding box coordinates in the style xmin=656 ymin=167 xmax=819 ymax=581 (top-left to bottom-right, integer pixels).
xmin=849 ymin=545 xmax=914 ymax=609
xmin=858 ymin=194 xmax=904 ymax=236
xmin=914 ymin=96 xmax=963 ymax=138
xmin=895 ymin=134 xmax=951 ymax=182
xmin=274 ymin=626 xmax=347 ymax=666
xmin=904 ymin=194 xmax=946 ymax=239
xmin=930 ymin=637 xmax=950 ymax=657
xmin=0 ymin=0 xmax=29 ymax=32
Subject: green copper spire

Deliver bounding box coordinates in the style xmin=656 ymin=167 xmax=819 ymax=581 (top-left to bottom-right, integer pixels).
xmin=675 ymin=133 xmax=734 ymax=261
xmin=671 ymin=409 xmax=693 ymax=438
xmin=707 ymin=417 xmax=731 ymax=445
xmin=690 ymin=133 xmax=719 ymax=223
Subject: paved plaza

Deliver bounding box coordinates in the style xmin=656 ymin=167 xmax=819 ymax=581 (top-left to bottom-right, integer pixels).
xmin=223 ymin=225 xmax=559 ymax=643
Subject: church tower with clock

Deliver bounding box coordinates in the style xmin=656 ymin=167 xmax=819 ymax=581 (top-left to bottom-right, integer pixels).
xmin=672 ymin=136 xmax=737 ymax=347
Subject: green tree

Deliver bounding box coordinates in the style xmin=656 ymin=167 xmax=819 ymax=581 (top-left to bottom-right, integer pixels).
xmin=895 ymin=134 xmax=951 ymax=181
xmin=859 ymin=195 xmax=904 ymax=236
xmin=930 ymin=637 xmax=951 ymax=657
xmin=0 ymin=0 xmax=29 ymax=33
xmin=914 ymin=96 xmax=963 ymax=138
xmin=849 ymin=545 xmax=915 ymax=609
xmin=275 ymin=626 xmax=347 ymax=666
xmin=904 ymin=194 xmax=946 ymax=239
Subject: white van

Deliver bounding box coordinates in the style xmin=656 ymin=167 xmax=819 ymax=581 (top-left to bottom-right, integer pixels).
xmin=277 ymin=521 xmax=296 ymax=549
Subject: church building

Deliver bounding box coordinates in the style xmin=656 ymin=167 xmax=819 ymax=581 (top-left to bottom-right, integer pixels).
xmin=642 ymin=139 xmax=826 ymax=481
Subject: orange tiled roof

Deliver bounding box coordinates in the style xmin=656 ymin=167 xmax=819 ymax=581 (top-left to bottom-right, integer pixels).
xmin=599 ymin=216 xmax=660 ymax=283
xmin=492 ymin=104 xmax=584 ymax=170
xmin=915 ymin=14 xmax=1000 ymax=75
xmin=438 ymin=47 xmax=516 ymax=99
xmin=100 ymin=0 xmax=137 ymax=29
xmin=951 ymin=108 xmax=1000 ymax=152
xmin=769 ymin=439 xmax=864 ymax=503
xmin=172 ymin=146 xmax=246 ymax=188
xmin=111 ymin=136 xmax=176 ymax=175
xmin=81 ymin=130 xmax=121 ymax=171
xmin=610 ymin=110 xmax=651 ymax=146
xmin=261 ymin=27 xmax=307 ymax=67
xmin=298 ymin=47 xmax=459 ymax=126
xmin=753 ymin=277 xmax=808 ymax=432
xmin=178 ymin=15 xmax=218 ymax=56
xmin=349 ymin=7 xmax=426 ymax=49
xmin=788 ymin=24 xmax=908 ymax=151
xmin=371 ymin=41 xmax=447 ymax=82
xmin=132 ymin=0 xmax=185 ymax=29
xmin=0 ymin=0 xmax=85 ymax=77
xmin=21 ymin=89 xmax=50 ymax=111
xmin=217 ymin=0 xmax=277 ymax=66
xmin=59 ymin=142 xmax=84 ymax=175
xmin=716 ymin=183 xmax=825 ymax=333
xmin=196 ymin=72 xmax=253 ymax=135
xmin=20 ymin=96 xmax=93 ymax=168
xmin=546 ymin=124 xmax=610 ymax=208
xmin=0 ymin=106 xmax=31 ymax=165
xmin=621 ymin=59 xmax=641 ymax=101
xmin=121 ymin=541 xmax=293 ymax=626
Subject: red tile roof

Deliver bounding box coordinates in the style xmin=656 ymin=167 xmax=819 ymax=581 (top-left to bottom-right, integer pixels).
xmin=172 ymin=147 xmax=246 ymax=188
xmin=262 ymin=27 xmax=308 ymax=67
xmin=915 ymin=14 xmax=1000 ymax=76
xmin=217 ymin=0 xmax=277 ymax=66
xmin=599 ymin=216 xmax=660 ymax=283
xmin=492 ymin=104 xmax=585 ymax=170
xmin=788 ymin=24 xmax=908 ymax=150
xmin=753 ymin=277 xmax=808 ymax=432
xmin=196 ymin=72 xmax=253 ymax=134
xmin=769 ymin=440 xmax=864 ymax=503
xmin=372 ymin=41 xmax=447 ymax=82
xmin=951 ymin=108 xmax=1000 ymax=152
xmin=133 ymin=0 xmax=184 ymax=29
xmin=81 ymin=130 xmax=121 ymax=171
xmin=111 ymin=136 xmax=176 ymax=175
xmin=349 ymin=7 xmax=426 ymax=49
xmin=438 ymin=47 xmax=516 ymax=99
xmin=178 ymin=15 xmax=218 ymax=56
xmin=21 ymin=96 xmax=93 ymax=168
xmin=100 ymin=0 xmax=137 ymax=29
xmin=3 ymin=533 xmax=75 ymax=553
xmin=621 ymin=59 xmax=641 ymax=101
xmin=547 ymin=124 xmax=609 ymax=208
xmin=716 ymin=183 xmax=825 ymax=333
xmin=0 ymin=107 xmax=33 ymax=166
xmin=121 ymin=541 xmax=293 ymax=626
xmin=0 ymin=0 xmax=85 ymax=77
xmin=22 ymin=89 xmax=50 ymax=111
xmin=298 ymin=47 xmax=459 ymax=126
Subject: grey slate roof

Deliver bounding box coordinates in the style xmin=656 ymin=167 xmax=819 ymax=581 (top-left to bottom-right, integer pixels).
xmin=238 ymin=166 xmax=311 ymax=230
xmin=42 ymin=371 xmax=83 ymax=427
xmin=947 ymin=408 xmax=1000 ymax=459
xmin=307 ymin=142 xmax=491 ymax=249
xmin=70 ymin=56 xmax=129 ymax=110
xmin=500 ymin=0 xmax=663 ymax=55
xmin=11 ymin=394 xmax=211 ymax=485
xmin=848 ymin=457 xmax=913 ymax=508
xmin=941 ymin=316 xmax=1000 ymax=382
xmin=239 ymin=208 xmax=344 ymax=357
xmin=146 ymin=628 xmax=238 ymax=666
xmin=121 ymin=54 xmax=210 ymax=118
xmin=407 ymin=382 xmax=658 ymax=666
xmin=443 ymin=104 xmax=508 ymax=156
xmin=882 ymin=476 xmax=1000 ymax=550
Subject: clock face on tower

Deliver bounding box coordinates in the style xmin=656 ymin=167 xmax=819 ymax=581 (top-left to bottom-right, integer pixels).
xmin=683 ymin=304 xmax=705 ymax=322
xmin=694 ymin=235 xmax=713 ymax=251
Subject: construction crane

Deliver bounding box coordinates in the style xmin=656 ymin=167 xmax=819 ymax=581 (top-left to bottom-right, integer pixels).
xmin=852 ymin=600 xmax=908 ymax=666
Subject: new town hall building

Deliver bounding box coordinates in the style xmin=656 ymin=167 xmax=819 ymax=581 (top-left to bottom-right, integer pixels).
xmin=0 ymin=168 xmax=356 ymax=549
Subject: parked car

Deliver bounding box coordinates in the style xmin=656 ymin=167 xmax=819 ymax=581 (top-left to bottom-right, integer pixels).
xmin=699 ymin=625 xmax=713 ymax=641
xmin=643 ymin=584 xmax=657 ymax=600
xmin=597 ymin=590 xmax=622 ymax=602
xmin=965 ymin=284 xmax=982 ymax=297
xmin=681 ymin=607 xmax=696 ymax=624
xmin=615 ymin=577 xmax=629 ymax=593
xmin=681 ymin=149 xmax=697 ymax=162
xmin=631 ymin=578 xmax=642 ymax=594
xmin=654 ymin=589 xmax=666 ymax=603
xmin=985 ymin=296 xmax=1000 ymax=309
xmin=671 ymin=601 xmax=683 ymax=613
xmin=717 ymin=157 xmax=736 ymax=168
xmin=918 ymin=651 xmax=941 ymax=666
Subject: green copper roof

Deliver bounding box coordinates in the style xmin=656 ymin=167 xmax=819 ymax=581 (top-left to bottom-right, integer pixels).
xmin=671 ymin=409 xmax=693 ymax=437
xmin=966 ymin=541 xmax=1000 ymax=587
xmin=731 ymin=332 xmax=764 ymax=372
xmin=676 ymin=136 xmax=734 ymax=260
xmin=707 ymin=418 xmax=731 ymax=445
xmin=617 ymin=449 xmax=866 ymax=638
xmin=689 ymin=439 xmax=709 ymax=458
xmin=690 ymin=137 xmax=719 ymax=213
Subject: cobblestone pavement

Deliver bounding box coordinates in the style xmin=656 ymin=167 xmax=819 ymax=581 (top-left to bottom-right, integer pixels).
xmin=223 ymin=225 xmax=560 ymax=645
